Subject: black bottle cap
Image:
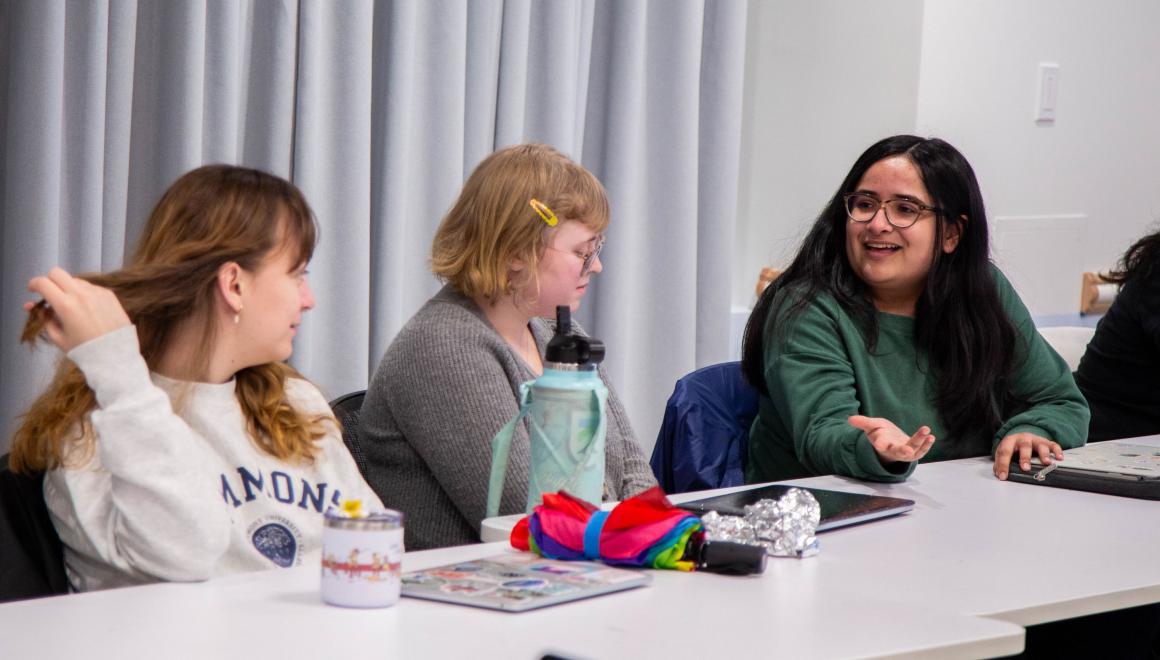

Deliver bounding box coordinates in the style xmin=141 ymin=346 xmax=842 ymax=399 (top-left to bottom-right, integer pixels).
xmin=544 ymin=305 xmax=606 ymax=366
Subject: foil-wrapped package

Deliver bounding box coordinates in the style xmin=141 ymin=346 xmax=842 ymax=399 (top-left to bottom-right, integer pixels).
xmin=699 ymin=487 xmax=820 ymax=558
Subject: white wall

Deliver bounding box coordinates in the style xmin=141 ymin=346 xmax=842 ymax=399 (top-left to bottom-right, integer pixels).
xmin=735 ymin=0 xmax=1160 ymax=317
xmin=915 ymin=0 xmax=1160 ymax=314
xmin=734 ymin=0 xmax=924 ymax=309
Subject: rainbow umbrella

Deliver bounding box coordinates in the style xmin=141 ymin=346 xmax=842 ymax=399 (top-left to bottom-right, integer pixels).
xmin=511 ymin=486 xmax=703 ymax=571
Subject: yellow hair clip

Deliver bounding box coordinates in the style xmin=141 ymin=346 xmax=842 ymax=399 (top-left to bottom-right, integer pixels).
xmin=529 ymin=198 xmax=558 ymax=227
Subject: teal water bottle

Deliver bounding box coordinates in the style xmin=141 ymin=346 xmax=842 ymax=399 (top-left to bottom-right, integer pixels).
xmin=487 ymin=306 xmax=608 ymax=518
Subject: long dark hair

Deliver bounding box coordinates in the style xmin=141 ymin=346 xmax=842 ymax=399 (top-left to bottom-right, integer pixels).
xmin=740 ymin=135 xmax=1023 ymax=447
xmin=1105 ymin=228 xmax=1160 ymax=284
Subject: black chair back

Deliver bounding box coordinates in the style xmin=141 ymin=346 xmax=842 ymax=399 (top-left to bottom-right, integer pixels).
xmin=0 ymin=453 xmax=69 ymax=602
xmin=329 ymin=391 xmax=368 ymax=475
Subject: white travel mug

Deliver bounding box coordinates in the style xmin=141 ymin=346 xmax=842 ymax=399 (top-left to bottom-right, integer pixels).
xmin=320 ymin=509 xmax=405 ymax=608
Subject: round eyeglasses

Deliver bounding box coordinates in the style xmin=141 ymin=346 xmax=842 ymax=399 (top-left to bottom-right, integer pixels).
xmin=548 ymin=235 xmax=604 ymax=276
xmin=843 ymin=193 xmax=942 ymax=229
xmin=579 ymin=236 xmax=604 ymax=275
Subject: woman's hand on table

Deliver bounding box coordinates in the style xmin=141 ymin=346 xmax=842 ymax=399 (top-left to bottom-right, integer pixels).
xmin=993 ymin=432 xmax=1063 ymax=480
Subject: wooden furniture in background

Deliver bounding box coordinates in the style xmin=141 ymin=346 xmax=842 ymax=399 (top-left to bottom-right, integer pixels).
xmin=755 ymin=267 xmax=782 ymax=297
xmin=1080 ymin=272 xmax=1115 ymax=315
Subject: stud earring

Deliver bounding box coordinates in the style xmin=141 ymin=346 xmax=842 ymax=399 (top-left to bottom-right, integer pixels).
xmin=234 ymin=305 xmax=243 ymax=325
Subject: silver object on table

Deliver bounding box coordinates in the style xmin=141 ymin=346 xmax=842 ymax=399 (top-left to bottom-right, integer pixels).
xmin=700 ymin=487 xmax=820 ymax=558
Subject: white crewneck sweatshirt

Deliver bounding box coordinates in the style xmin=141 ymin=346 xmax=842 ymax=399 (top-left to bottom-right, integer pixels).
xmin=43 ymin=326 xmax=384 ymax=592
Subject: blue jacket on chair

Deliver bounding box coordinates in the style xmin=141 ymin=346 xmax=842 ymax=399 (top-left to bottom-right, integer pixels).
xmin=650 ymin=361 xmax=760 ymax=493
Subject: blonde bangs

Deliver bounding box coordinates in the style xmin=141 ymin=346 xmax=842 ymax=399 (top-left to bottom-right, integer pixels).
xmin=430 ymin=143 xmax=609 ymax=301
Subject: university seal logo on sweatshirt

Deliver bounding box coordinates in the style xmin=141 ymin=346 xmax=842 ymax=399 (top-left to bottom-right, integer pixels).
xmin=220 ymin=465 xmax=345 ymax=568
xmin=248 ymin=516 xmax=303 ymax=567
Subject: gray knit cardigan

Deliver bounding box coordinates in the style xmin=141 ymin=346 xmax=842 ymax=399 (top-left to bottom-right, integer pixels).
xmin=359 ymin=285 xmax=657 ymax=550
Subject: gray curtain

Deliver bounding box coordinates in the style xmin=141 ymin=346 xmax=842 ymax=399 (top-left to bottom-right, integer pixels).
xmin=0 ymin=0 xmax=747 ymax=458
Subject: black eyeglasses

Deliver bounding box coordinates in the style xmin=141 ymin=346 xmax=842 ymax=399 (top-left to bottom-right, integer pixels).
xmin=844 ymin=193 xmax=942 ymax=229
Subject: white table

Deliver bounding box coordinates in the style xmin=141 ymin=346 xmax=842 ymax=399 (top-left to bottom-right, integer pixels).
xmin=781 ymin=458 xmax=1160 ymax=627
xmin=0 ymin=541 xmax=1020 ymax=659
xmin=485 ymin=437 xmax=1160 ymax=627
xmin=10 ymin=439 xmax=1160 ymax=659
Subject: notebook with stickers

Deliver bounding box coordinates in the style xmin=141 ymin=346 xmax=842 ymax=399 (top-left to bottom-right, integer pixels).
xmin=401 ymin=552 xmax=651 ymax=612
xmin=1007 ymin=441 xmax=1160 ymax=500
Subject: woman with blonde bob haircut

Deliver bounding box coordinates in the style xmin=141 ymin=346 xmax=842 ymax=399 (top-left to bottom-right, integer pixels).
xmin=361 ymin=143 xmax=656 ymax=550
xmin=12 ymin=165 xmax=381 ymax=592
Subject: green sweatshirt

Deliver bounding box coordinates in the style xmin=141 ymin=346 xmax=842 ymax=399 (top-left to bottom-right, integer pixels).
xmin=746 ymin=269 xmax=1090 ymax=483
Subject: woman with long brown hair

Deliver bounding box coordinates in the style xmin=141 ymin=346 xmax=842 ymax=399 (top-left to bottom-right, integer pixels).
xmin=11 ymin=165 xmax=381 ymax=592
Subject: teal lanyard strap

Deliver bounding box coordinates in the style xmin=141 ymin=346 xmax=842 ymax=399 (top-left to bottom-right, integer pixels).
xmin=558 ymin=387 xmax=608 ymax=495
xmin=486 ymin=382 xmax=533 ymax=519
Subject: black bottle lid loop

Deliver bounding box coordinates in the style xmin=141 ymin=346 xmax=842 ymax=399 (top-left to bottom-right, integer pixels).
xmin=545 ymin=305 xmax=605 ymax=367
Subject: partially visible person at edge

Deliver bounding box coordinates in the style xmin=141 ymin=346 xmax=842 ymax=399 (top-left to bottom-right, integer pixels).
xmin=740 ymin=135 xmax=1089 ymax=484
xmin=1075 ymin=228 xmax=1160 ymax=441
xmin=10 ymin=165 xmax=382 ymax=592
xmin=359 ymin=143 xmax=656 ymax=550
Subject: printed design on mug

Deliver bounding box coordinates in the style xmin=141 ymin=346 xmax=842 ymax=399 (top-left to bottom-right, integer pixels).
xmin=322 ymin=547 xmax=402 ymax=583
xmin=248 ymin=516 xmax=304 ymax=568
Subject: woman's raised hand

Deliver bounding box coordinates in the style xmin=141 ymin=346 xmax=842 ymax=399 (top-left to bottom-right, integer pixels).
xmin=26 ymin=267 xmax=130 ymax=352
xmin=848 ymin=415 xmax=936 ymax=465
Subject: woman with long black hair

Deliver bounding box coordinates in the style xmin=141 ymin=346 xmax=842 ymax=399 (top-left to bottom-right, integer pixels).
xmin=741 ymin=135 xmax=1088 ymax=483
xmin=1075 ymin=230 xmax=1160 ymax=441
